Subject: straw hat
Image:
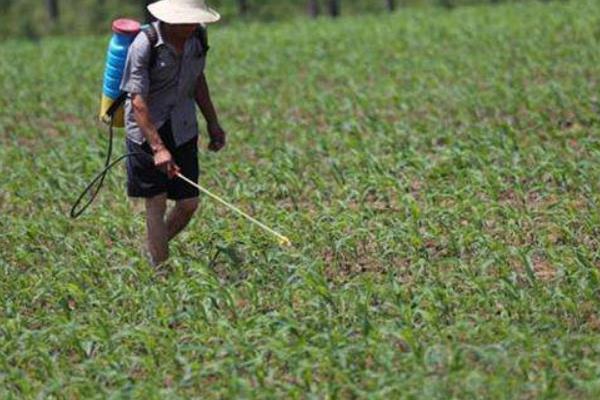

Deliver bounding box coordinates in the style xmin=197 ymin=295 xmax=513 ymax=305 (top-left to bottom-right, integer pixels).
xmin=147 ymin=0 xmax=221 ymax=24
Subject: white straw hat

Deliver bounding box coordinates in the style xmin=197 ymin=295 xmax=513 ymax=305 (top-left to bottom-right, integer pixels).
xmin=147 ymin=0 xmax=221 ymax=24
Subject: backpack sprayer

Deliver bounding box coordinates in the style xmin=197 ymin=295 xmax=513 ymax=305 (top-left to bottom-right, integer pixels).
xmin=71 ymin=19 xmax=291 ymax=247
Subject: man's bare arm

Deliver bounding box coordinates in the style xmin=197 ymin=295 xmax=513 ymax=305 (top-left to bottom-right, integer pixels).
xmin=195 ymin=73 xmax=226 ymax=152
xmin=195 ymin=72 xmax=219 ymax=125
xmin=132 ymin=94 xmax=165 ymax=152
xmin=132 ymin=93 xmax=179 ymax=177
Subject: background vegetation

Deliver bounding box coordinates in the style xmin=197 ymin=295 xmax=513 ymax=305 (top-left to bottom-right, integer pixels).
xmin=1 ymin=0 xmax=549 ymax=39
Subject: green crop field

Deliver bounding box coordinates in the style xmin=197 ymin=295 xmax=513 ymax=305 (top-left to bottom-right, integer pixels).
xmin=1 ymin=0 xmax=600 ymax=398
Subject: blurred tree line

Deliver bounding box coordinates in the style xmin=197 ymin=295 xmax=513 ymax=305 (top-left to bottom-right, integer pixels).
xmin=0 ymin=0 xmax=552 ymax=40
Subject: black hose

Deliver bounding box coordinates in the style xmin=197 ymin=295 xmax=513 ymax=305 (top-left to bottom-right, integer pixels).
xmin=70 ymin=118 xmax=149 ymax=219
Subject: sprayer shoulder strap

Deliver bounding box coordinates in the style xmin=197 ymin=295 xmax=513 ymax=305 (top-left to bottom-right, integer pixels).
xmin=142 ymin=25 xmax=160 ymax=68
xmin=142 ymin=24 xmax=209 ymax=69
xmin=197 ymin=25 xmax=210 ymax=55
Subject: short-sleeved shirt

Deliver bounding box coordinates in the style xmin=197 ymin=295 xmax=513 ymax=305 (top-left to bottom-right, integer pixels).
xmin=120 ymin=21 xmax=206 ymax=147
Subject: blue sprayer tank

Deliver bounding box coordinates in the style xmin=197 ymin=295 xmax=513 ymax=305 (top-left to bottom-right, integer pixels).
xmin=99 ymin=19 xmax=141 ymax=128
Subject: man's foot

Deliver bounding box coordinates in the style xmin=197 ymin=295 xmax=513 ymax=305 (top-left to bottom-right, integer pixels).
xmin=141 ymin=243 xmax=158 ymax=267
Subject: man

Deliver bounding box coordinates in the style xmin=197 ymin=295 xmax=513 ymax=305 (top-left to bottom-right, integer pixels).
xmin=120 ymin=0 xmax=225 ymax=266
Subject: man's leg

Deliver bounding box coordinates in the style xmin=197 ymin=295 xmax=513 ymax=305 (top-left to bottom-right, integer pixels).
xmin=146 ymin=193 xmax=169 ymax=265
xmin=166 ymin=197 xmax=199 ymax=241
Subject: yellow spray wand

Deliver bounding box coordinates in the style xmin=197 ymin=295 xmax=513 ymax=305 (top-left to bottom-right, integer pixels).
xmin=176 ymin=173 xmax=292 ymax=247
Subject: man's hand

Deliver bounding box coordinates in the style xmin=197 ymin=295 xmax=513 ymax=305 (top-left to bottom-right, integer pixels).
xmin=153 ymin=147 xmax=180 ymax=179
xmin=207 ymin=121 xmax=226 ymax=152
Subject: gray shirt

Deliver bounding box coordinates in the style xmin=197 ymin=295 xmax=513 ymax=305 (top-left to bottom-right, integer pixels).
xmin=120 ymin=21 xmax=206 ymax=147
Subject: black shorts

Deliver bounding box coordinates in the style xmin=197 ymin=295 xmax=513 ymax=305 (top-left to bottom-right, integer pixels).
xmin=126 ymin=121 xmax=199 ymax=200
